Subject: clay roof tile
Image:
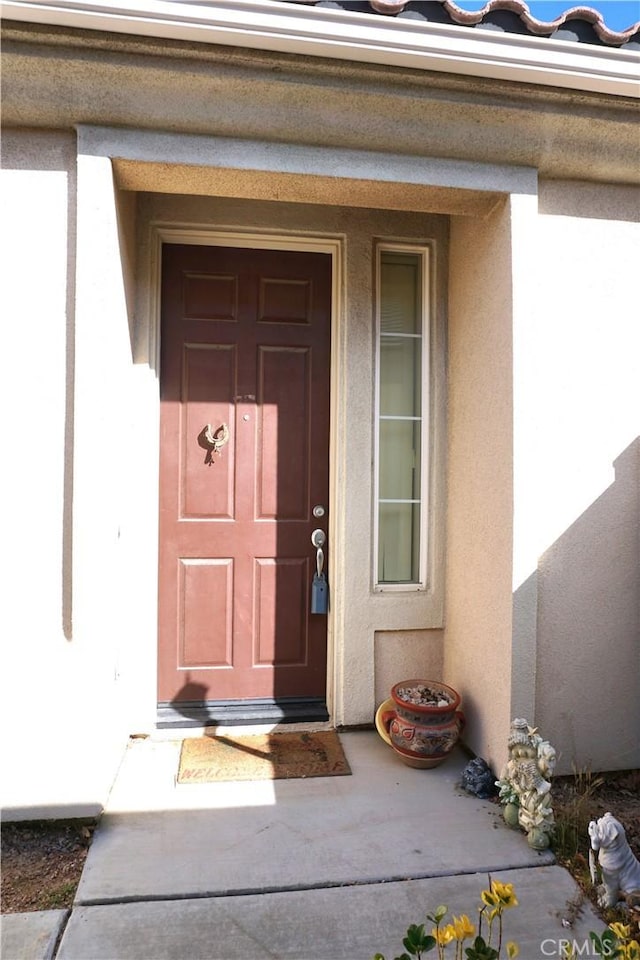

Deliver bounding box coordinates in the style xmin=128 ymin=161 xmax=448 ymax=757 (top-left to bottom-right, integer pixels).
xmin=291 ymin=0 xmax=640 ymax=48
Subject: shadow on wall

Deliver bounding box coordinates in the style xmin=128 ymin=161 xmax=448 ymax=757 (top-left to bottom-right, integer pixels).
xmin=113 ymin=179 xmax=138 ymax=362
xmin=533 ymin=437 xmax=640 ymax=773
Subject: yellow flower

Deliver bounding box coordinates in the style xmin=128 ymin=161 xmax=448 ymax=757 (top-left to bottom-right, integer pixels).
xmin=481 ymin=889 xmax=498 ymax=908
xmin=609 ymin=923 xmax=631 ymax=939
xmin=452 ymin=915 xmax=475 ymax=940
xmin=433 ymin=924 xmax=456 ymax=945
xmin=507 ymin=942 xmax=520 ymax=959
xmin=621 ymin=941 xmax=640 ymax=960
xmin=491 ymin=880 xmax=518 ymax=908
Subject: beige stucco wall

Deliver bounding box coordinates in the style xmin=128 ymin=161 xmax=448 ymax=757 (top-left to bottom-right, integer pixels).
xmin=3 ymin=22 xmax=638 ymax=185
xmin=374 ymin=631 xmax=444 ymax=708
xmin=445 ymin=198 xmax=516 ymax=774
xmin=447 ymin=183 xmax=640 ymax=776
xmin=531 ymin=181 xmax=640 ymax=773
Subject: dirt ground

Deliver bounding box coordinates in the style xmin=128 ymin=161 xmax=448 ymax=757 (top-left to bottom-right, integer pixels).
xmin=1 ymin=820 xmax=96 ymax=913
xmin=552 ymin=768 xmax=640 ymax=856
xmin=1 ymin=771 xmax=638 ymax=917
xmin=550 ymin=768 xmax=640 ymax=934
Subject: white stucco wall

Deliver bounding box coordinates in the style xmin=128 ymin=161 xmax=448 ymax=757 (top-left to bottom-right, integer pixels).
xmin=72 ymin=151 xmax=160 ymax=742
xmin=531 ymin=181 xmax=640 ymax=773
xmin=0 ymin=131 xmax=127 ymax=817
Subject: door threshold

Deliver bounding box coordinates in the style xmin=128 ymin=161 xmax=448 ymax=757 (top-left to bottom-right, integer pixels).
xmin=157 ymin=697 xmax=329 ymax=729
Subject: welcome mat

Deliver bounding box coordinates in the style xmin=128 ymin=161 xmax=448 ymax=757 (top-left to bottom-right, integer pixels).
xmin=178 ymin=731 xmax=351 ymax=784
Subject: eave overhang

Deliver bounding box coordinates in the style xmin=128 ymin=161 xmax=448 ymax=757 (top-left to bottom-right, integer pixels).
xmin=2 ymin=0 xmax=639 ymax=98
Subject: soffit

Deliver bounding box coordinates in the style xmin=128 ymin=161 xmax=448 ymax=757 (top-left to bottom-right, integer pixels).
xmin=114 ymin=159 xmax=502 ymax=215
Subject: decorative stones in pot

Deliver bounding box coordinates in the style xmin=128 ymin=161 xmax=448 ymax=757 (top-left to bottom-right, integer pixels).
xmin=375 ymin=680 xmax=465 ymax=768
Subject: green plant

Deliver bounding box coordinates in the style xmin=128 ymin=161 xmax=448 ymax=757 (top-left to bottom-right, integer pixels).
xmin=40 ymin=880 xmax=77 ymax=909
xmin=596 ymin=924 xmax=640 ymax=959
xmin=561 ymin=923 xmax=640 ymax=959
xmin=373 ymin=879 xmax=640 ymax=960
xmin=373 ymin=878 xmax=520 ymax=960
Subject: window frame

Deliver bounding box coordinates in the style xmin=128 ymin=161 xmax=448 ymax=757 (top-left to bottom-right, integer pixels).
xmin=373 ymin=243 xmax=431 ymax=592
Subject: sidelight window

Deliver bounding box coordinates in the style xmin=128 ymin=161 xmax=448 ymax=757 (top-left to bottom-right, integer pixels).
xmin=374 ymin=246 xmax=429 ymax=589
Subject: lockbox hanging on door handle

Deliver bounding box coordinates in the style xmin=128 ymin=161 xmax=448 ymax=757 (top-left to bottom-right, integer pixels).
xmin=311 ymin=528 xmax=328 ymax=615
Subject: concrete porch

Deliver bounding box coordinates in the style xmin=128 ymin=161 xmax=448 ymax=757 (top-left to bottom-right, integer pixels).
xmin=3 ymin=730 xmax=604 ymax=959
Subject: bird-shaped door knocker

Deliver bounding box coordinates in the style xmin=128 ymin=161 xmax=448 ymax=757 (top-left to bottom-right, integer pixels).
xmin=197 ymin=423 xmax=230 ymax=465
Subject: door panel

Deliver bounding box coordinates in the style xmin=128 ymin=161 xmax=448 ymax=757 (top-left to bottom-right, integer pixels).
xmin=179 ymin=558 xmax=233 ymax=667
xmin=158 ymin=244 xmax=331 ymax=709
xmin=258 ymin=346 xmax=310 ymax=520
xmin=254 ymin=557 xmax=308 ymax=665
xmin=182 ymin=344 xmax=236 ymax=519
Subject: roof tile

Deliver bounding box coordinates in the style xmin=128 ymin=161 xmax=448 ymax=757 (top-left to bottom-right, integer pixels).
xmin=287 ymin=0 xmax=640 ymax=48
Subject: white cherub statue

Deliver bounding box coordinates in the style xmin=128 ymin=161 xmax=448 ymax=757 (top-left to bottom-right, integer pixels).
xmin=588 ymin=811 xmax=640 ymax=909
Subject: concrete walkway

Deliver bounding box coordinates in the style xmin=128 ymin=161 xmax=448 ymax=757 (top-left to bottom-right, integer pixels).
xmin=2 ymin=732 xmax=604 ymax=959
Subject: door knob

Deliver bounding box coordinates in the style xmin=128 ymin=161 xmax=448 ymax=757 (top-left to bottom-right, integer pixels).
xmin=311 ymin=529 xmax=326 ymax=578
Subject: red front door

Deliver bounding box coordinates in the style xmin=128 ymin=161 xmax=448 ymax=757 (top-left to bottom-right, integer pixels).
xmin=157 ymin=244 xmax=331 ymax=719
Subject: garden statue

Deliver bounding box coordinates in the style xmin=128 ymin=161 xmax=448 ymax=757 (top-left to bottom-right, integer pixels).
xmin=589 ymin=812 xmax=640 ymax=909
xmin=496 ymin=718 xmax=557 ymax=850
xmin=461 ymin=757 xmax=498 ymax=799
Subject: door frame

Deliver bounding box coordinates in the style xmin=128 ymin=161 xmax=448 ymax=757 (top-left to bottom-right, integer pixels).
xmin=148 ymin=224 xmax=344 ymax=723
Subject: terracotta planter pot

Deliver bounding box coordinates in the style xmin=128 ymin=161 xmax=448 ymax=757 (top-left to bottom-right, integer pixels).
xmin=376 ymin=680 xmax=465 ymax=769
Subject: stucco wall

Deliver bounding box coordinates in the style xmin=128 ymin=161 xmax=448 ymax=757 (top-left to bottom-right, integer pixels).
xmin=446 ymin=183 xmax=639 ymax=776
xmin=2 ymin=31 xmax=637 ymax=820
xmin=532 ymin=180 xmax=640 ymax=773
xmin=445 ymin=198 xmax=516 ymax=774
xmin=0 ymin=130 xmax=126 ymax=817
xmin=3 ymin=22 xmax=638 ymax=185
xmin=0 ymin=141 xmax=455 ymax=817
xmin=3 ymin=137 xmax=636 ymax=831
xmin=71 ymin=150 xmax=161 ymax=746
xmin=374 ymin=631 xmax=444 ymax=708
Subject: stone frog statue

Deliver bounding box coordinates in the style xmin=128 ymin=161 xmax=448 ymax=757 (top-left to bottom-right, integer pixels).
xmin=588 ymin=811 xmax=640 ymax=909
